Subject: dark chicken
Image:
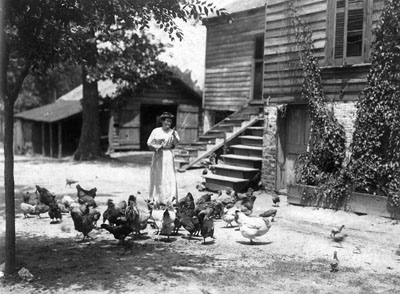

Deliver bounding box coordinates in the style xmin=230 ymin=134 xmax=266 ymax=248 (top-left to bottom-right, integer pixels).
xmin=103 ymin=199 xmax=124 ymax=225
xmin=70 ymin=203 xmax=97 ymax=241
xmin=35 ymin=185 xmax=56 ymax=206
xmin=78 ymin=195 xmax=97 ymax=208
xmin=198 ymin=207 xmax=215 ymax=244
xmin=48 ymin=203 xmax=62 ymax=222
xmin=76 ymin=184 xmax=97 ymax=198
xmin=101 ymin=222 xmax=133 ymax=244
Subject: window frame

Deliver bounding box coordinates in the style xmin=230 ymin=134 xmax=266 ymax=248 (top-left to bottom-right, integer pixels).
xmin=326 ymin=0 xmax=373 ymax=66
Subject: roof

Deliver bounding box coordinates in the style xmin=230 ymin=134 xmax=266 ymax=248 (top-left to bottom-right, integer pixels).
xmin=15 ymin=100 xmax=81 ymax=123
xmin=207 ymin=0 xmax=266 ymax=19
xmin=59 ymin=79 xmax=118 ymax=101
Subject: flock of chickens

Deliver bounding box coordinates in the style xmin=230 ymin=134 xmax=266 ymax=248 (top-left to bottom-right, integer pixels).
xmin=20 ymin=183 xmax=281 ymax=248
xmin=20 ymin=180 xmax=347 ymax=272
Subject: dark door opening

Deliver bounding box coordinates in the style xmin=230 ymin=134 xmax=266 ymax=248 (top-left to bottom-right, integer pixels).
xmin=140 ymin=104 xmax=177 ymax=150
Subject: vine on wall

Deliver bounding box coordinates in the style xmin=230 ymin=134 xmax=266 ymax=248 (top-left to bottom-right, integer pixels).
xmin=288 ymin=1 xmax=350 ymax=208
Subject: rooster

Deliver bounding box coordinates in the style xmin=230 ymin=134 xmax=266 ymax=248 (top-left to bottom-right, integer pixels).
xmin=235 ymin=210 xmax=273 ymax=244
xmin=76 ymin=184 xmax=97 ymax=198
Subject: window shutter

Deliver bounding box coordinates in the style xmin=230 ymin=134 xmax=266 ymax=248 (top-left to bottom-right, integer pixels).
xmin=334 ymin=10 xmax=345 ymax=59
xmin=346 ymin=3 xmax=364 ymax=57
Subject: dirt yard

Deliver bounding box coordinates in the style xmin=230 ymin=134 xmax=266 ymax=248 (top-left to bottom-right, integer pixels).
xmin=1 ymin=149 xmax=400 ymax=294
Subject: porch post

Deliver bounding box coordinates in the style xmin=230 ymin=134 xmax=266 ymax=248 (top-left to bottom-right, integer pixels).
xmin=41 ymin=122 xmax=45 ymax=156
xmin=58 ymin=122 xmax=62 ymax=159
xmin=49 ymin=123 xmax=53 ymax=158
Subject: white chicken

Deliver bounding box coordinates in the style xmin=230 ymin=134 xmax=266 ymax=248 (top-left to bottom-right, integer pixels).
xmin=150 ymin=208 xmax=176 ymax=241
xmin=222 ymin=206 xmax=236 ymax=227
xmin=235 ymin=210 xmax=273 ymax=244
xmin=20 ymin=203 xmax=36 ymax=218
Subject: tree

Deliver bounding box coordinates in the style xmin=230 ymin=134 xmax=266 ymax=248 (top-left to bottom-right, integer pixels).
xmin=1 ymin=0 xmax=226 ymax=274
xmin=68 ymin=0 xmax=226 ymax=160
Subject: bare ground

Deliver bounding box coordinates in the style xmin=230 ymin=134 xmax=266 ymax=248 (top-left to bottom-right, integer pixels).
xmin=1 ymin=150 xmax=400 ymax=293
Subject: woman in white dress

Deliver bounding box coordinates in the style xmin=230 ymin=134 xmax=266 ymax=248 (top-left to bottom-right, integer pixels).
xmin=147 ymin=112 xmax=180 ymax=208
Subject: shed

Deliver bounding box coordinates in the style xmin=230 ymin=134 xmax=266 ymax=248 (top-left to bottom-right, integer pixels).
xmin=110 ymin=78 xmax=202 ymax=151
xmin=14 ymin=80 xmax=116 ymax=157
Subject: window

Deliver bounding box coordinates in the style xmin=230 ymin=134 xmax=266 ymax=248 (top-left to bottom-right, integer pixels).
xmin=252 ymin=35 xmax=264 ymax=100
xmin=328 ymin=0 xmax=372 ymax=65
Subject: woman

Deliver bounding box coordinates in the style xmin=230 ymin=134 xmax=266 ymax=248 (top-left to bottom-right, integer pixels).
xmin=147 ymin=112 xmax=180 ymax=208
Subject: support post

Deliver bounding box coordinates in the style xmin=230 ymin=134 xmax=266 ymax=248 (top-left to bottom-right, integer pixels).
xmin=49 ymin=123 xmax=53 ymax=158
xmin=58 ymin=122 xmax=62 ymax=159
xmin=41 ymin=122 xmax=45 ymax=156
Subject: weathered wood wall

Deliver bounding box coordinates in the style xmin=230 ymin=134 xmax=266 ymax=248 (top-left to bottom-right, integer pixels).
xmin=203 ymin=7 xmax=266 ymax=111
xmin=111 ymin=81 xmax=202 ymax=151
xmin=264 ymin=0 xmax=384 ymax=104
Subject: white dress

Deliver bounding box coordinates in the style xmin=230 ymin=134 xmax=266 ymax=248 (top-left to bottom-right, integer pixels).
xmin=147 ymin=127 xmax=180 ymax=207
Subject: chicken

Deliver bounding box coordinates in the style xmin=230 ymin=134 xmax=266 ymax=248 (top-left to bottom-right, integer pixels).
xmin=217 ymin=191 xmax=235 ymax=208
xmin=272 ymin=194 xmax=280 ymax=207
xmin=48 ymin=203 xmax=62 ymax=222
xmin=66 ymin=178 xmax=78 ymax=187
xmin=177 ymin=192 xmax=196 ymax=217
xmin=176 ymin=207 xmax=201 ymax=238
xmin=61 ymin=195 xmax=75 ymax=208
xmin=23 ymin=191 xmax=39 ymax=206
xmin=34 ymin=203 xmax=50 ymax=218
xmin=196 ymin=193 xmax=213 ymax=206
xmin=235 ymin=210 xmax=273 ymax=244
xmin=78 ymin=195 xmax=97 ymax=208
xmin=117 ymin=200 xmax=127 ymax=214
xmin=259 ymin=209 xmax=277 ymax=222
xmin=56 ymin=202 xmax=69 ymax=213
xmin=198 ymin=207 xmax=215 ymax=244
xmin=101 ymin=223 xmax=133 ymax=244
xmin=330 ymin=225 xmax=345 ymax=237
xmin=238 ymin=195 xmax=257 ymax=216
xmin=89 ymin=208 xmax=101 ymax=227
xmin=76 ymin=184 xmax=97 ymax=198
xmin=70 ymin=203 xmax=96 ymax=241
xmin=126 ymin=194 xmax=151 ymax=234
xmin=151 ymin=208 xmax=176 ymax=241
xmin=223 ymin=206 xmax=236 ymax=227
xmin=35 ymin=185 xmax=56 ymax=206
xmin=330 ymin=232 xmax=348 ymax=248
xmin=330 ymin=251 xmax=339 ymax=272
xmin=103 ymin=199 xmax=124 ymax=225
xmin=20 ymin=203 xmax=36 ymax=218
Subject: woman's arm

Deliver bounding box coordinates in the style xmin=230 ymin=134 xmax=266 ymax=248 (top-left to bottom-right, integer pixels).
xmin=147 ymin=129 xmax=162 ymax=151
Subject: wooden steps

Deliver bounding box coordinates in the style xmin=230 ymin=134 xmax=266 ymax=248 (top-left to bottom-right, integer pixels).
xmin=202 ymin=174 xmax=249 ymax=191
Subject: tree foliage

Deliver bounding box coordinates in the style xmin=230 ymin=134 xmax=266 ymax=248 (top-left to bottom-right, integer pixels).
xmin=350 ymin=0 xmax=400 ymax=198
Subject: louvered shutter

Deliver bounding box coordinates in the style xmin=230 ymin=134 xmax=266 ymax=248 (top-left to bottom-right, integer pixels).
xmin=346 ymin=0 xmax=364 ymax=57
xmin=334 ymin=0 xmax=345 ymax=60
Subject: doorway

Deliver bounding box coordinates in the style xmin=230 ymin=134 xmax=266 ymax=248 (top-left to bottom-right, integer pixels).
xmin=140 ymin=104 xmax=177 ymax=150
xmin=276 ymin=104 xmax=310 ymax=191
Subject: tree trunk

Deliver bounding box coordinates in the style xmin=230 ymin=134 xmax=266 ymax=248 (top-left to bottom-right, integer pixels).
xmin=1 ymin=0 xmax=16 ymax=276
xmin=3 ymin=99 xmax=16 ymax=275
xmin=73 ymin=64 xmax=101 ymax=160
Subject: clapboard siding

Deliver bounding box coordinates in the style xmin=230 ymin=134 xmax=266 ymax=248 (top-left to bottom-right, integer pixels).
xmin=264 ymin=0 xmax=384 ymax=104
xmin=203 ymin=6 xmax=265 ymax=111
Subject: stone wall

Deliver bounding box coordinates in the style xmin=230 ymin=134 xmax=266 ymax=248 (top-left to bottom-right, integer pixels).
xmin=261 ymin=104 xmax=278 ymax=192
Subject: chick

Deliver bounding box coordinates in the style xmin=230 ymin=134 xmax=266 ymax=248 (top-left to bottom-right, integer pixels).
xmin=330 ymin=225 xmax=345 ymax=237
xmin=235 ymin=210 xmax=273 ymax=244
xmin=330 ymin=251 xmax=339 ymax=272
xmin=272 ymin=194 xmax=280 ymax=207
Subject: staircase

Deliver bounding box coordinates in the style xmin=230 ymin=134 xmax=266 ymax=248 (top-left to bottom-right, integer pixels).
xmin=174 ymin=105 xmax=264 ymax=192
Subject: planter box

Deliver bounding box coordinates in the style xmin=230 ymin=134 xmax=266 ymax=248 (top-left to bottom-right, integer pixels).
xmin=287 ymin=183 xmax=399 ymax=219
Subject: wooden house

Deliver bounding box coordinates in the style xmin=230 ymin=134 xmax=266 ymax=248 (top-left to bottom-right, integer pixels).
xmin=14 ymin=78 xmax=202 ymax=156
xmin=195 ymin=0 xmax=385 ymax=193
